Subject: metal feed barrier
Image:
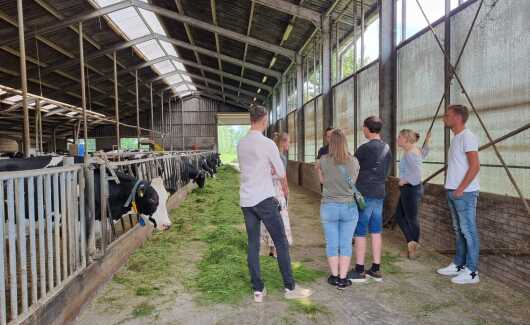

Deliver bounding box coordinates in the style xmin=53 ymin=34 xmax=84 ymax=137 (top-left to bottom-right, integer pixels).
xmin=0 ymin=165 xmax=87 ymax=325
xmin=0 ymin=151 xmax=215 ymax=325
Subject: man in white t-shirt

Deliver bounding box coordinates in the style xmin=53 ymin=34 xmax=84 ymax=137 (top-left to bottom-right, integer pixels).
xmin=237 ymin=105 xmax=312 ymax=302
xmin=437 ymin=105 xmax=481 ymax=284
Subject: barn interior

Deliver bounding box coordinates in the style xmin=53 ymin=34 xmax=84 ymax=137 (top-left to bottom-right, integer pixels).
xmin=0 ymin=0 xmax=529 ymax=324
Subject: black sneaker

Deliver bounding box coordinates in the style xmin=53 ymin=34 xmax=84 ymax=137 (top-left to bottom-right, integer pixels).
xmin=347 ymin=269 xmax=367 ymax=283
xmin=366 ymin=269 xmax=383 ymax=282
xmin=337 ymin=278 xmax=352 ymax=290
xmin=327 ymin=275 xmax=340 ymax=286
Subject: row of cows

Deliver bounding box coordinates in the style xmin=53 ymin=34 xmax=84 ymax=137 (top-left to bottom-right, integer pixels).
xmin=0 ymin=152 xmax=221 ymax=236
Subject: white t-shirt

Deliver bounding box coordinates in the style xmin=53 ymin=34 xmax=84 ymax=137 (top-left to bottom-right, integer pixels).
xmin=445 ymin=129 xmax=480 ymax=192
xmin=237 ymin=130 xmax=286 ymax=207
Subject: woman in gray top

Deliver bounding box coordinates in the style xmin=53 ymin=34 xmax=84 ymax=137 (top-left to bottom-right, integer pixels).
xmin=319 ymin=129 xmax=360 ymax=289
xmin=394 ymin=129 xmax=430 ymax=259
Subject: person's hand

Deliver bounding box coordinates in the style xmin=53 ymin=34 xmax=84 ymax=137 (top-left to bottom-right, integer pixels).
xmin=398 ymin=180 xmax=407 ymax=186
xmin=453 ymin=188 xmax=464 ymax=198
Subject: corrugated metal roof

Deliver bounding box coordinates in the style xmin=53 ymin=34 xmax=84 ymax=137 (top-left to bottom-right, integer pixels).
xmin=0 ymin=0 xmax=377 ymax=127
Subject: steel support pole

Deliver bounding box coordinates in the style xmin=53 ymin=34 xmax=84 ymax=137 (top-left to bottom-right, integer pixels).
xmin=322 ymin=14 xmax=333 ymax=130
xmin=35 ymin=99 xmax=40 ymax=152
xmin=160 ymin=91 xmax=165 ymax=150
xmin=378 ymin=0 xmax=397 ymax=175
xmin=296 ymin=54 xmax=304 ymax=109
xmin=135 ymin=69 xmax=140 ymax=150
xmin=168 ymin=96 xmax=173 ymax=151
xmin=113 ymin=51 xmax=120 ymax=150
xmin=443 ymin=0 xmax=451 ymax=179
xmin=150 ymin=83 xmax=154 ymax=141
xmin=17 ymin=0 xmax=30 ymax=157
xmin=281 ymin=73 xmax=288 ymax=122
xmin=79 ymin=22 xmax=88 ymax=160
xmin=181 ymin=99 xmax=184 ymax=150
xmin=360 ymin=0 xmax=365 ymax=67
xmin=52 ymin=128 xmax=57 ymax=153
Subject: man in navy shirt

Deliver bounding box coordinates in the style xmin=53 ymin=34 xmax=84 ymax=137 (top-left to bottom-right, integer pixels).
xmin=348 ymin=117 xmax=392 ymax=283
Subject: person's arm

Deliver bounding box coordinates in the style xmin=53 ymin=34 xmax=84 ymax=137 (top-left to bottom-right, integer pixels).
xmin=318 ymin=162 xmax=324 ymax=184
xmin=454 ymin=132 xmax=480 ymax=197
xmin=454 ymin=151 xmax=480 ymax=197
xmin=349 ymin=157 xmax=360 ymax=183
xmin=398 ymin=154 xmax=409 ymax=186
xmin=421 ymin=132 xmax=431 ymax=159
xmin=269 ymin=141 xmax=286 ymax=179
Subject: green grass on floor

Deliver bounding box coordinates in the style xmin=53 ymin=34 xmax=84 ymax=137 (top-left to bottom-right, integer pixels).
xmin=108 ymin=165 xmax=323 ymax=314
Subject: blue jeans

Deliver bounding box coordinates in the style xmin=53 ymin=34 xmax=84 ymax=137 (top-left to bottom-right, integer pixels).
xmin=447 ymin=191 xmax=480 ymax=272
xmin=354 ymin=197 xmax=384 ymax=237
xmin=320 ymin=202 xmax=359 ymax=257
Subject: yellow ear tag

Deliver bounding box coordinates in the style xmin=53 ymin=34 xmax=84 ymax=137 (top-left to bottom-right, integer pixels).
xmin=131 ymin=201 xmax=138 ymax=213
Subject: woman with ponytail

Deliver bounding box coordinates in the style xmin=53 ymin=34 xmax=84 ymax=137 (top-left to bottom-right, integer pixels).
xmin=394 ymin=129 xmax=430 ymax=259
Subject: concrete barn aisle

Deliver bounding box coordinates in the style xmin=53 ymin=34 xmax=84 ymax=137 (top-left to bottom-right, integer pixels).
xmin=75 ymin=166 xmax=530 ymax=325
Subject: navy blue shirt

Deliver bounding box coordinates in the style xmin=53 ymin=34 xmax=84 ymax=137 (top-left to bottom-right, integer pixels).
xmin=354 ymin=139 xmax=392 ymax=199
xmin=316 ymin=145 xmax=329 ymax=160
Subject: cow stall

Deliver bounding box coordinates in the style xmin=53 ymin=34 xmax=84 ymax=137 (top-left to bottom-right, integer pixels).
xmin=0 ymin=151 xmax=216 ymax=325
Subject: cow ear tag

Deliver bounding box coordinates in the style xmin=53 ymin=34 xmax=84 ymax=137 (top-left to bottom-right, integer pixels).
xmin=137 ymin=187 xmax=145 ymax=198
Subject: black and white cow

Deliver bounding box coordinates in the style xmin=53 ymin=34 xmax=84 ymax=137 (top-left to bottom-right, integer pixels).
xmin=0 ymin=155 xmax=161 ymax=225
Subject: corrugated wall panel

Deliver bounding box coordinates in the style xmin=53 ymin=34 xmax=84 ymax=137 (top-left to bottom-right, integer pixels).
xmin=304 ymin=101 xmax=316 ymax=162
xmin=397 ymin=24 xmax=445 ymax=184
xmin=451 ymin=0 xmax=530 ymax=197
xmin=357 ymin=64 xmax=379 ymax=147
xmin=333 ymin=77 xmax=355 ymax=153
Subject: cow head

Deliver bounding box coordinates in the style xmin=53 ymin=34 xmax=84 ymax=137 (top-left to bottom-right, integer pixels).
xmin=134 ymin=181 xmax=159 ymax=226
xmin=148 ymin=178 xmax=172 ymax=230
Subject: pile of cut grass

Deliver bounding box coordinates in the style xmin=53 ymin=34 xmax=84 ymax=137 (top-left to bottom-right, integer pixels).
xmin=107 ymin=165 xmax=323 ymax=316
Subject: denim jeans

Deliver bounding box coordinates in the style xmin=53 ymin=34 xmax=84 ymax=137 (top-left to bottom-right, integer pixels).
xmin=241 ymin=197 xmax=295 ymax=292
xmin=395 ymin=184 xmax=423 ymax=243
xmin=320 ymin=202 xmax=359 ymax=257
xmin=354 ymin=197 xmax=384 ymax=236
xmin=447 ymin=190 xmax=480 ymax=272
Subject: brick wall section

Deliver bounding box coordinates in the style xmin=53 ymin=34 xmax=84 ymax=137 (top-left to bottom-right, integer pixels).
xmin=419 ymin=183 xmax=530 ymax=295
xmin=291 ymin=160 xmax=530 ymax=296
xmin=286 ymin=161 xmax=301 ymax=186
xmin=300 ymin=163 xmax=321 ymax=194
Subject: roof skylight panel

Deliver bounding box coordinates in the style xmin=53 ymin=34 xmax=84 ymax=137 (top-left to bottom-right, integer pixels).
xmin=174 ymin=85 xmax=189 ymax=92
xmin=135 ymin=39 xmax=165 ymax=60
xmin=165 ymin=74 xmax=183 ymax=84
xmin=138 ymin=8 xmax=166 ymax=35
xmin=160 ymin=40 xmax=179 ymax=57
xmin=173 ymin=61 xmax=186 ymax=71
xmin=4 ymin=95 xmax=22 ymax=103
xmin=107 ymin=7 xmax=150 ymax=40
xmin=154 ymin=61 xmax=176 ymax=74
xmin=92 ymin=0 xmax=194 ymax=97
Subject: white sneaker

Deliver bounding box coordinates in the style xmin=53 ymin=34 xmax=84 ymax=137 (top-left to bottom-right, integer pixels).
xmin=437 ymin=263 xmax=466 ymax=276
xmin=284 ymin=286 xmax=313 ymax=300
xmin=253 ymin=287 xmax=267 ymax=303
xmin=451 ymin=271 xmax=480 ymax=284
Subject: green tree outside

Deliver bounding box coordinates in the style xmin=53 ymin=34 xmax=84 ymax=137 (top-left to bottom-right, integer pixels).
xmin=217 ymin=125 xmax=250 ymax=163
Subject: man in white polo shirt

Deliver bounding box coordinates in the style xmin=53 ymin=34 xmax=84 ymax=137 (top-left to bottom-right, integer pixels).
xmin=437 ymin=104 xmax=481 ymax=284
xmin=238 ymin=105 xmax=312 ymax=302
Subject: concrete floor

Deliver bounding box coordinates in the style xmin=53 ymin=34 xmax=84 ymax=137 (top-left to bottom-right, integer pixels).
xmin=75 ymin=180 xmax=530 ymax=325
